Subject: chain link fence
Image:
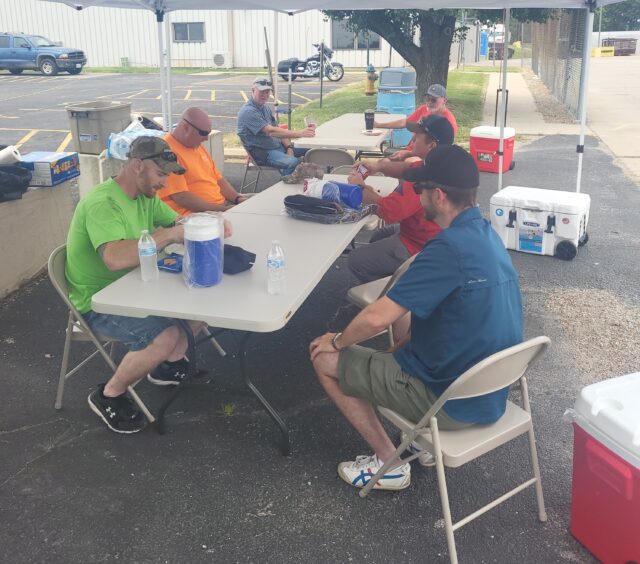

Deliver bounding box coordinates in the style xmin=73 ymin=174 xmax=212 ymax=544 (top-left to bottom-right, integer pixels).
xmin=530 ymin=9 xmax=586 ymax=118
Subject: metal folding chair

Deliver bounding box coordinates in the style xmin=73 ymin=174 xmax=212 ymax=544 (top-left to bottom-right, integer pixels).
xmin=304 ymin=148 xmax=355 ymax=173
xmin=240 ymin=150 xmax=280 ymax=194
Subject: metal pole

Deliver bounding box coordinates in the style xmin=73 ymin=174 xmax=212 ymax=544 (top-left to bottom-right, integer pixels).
xmin=156 ymin=11 xmax=169 ymax=131
xmin=521 ymin=22 xmax=524 ymax=68
xmin=598 ymin=7 xmax=603 ymax=48
xmin=497 ymin=8 xmax=510 ymax=191
xmin=164 ymin=14 xmax=173 ymax=129
xmin=576 ymin=7 xmax=595 ymax=193
xmin=319 ymin=40 xmax=324 ymax=108
xmin=273 ymin=11 xmax=279 ymax=105
xmin=288 ymin=68 xmax=292 ymax=130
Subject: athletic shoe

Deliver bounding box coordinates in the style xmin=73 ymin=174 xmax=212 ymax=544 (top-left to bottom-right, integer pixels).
xmin=87 ymin=384 xmax=145 ymax=434
xmin=147 ymin=358 xmax=189 ymax=386
xmin=401 ymin=432 xmax=436 ymax=467
xmin=337 ymin=454 xmax=411 ymax=491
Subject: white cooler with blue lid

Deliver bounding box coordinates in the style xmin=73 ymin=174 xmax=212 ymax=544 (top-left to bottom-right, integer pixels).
xmin=490 ymin=186 xmax=590 ymax=260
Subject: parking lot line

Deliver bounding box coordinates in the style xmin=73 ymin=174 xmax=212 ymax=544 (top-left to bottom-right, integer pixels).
xmin=15 ymin=129 xmax=38 ymax=148
xmin=184 ymin=89 xmax=192 ymax=100
xmin=126 ymin=89 xmax=149 ymax=99
xmin=240 ymin=91 xmax=248 ymax=102
xmin=56 ymin=132 xmax=73 ymax=152
xmin=210 ymin=90 xmax=216 ymax=101
xmin=292 ymin=92 xmax=312 ymax=102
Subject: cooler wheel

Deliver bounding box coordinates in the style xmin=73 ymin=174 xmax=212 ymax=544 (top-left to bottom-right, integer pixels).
xmin=578 ymin=232 xmax=589 ymax=247
xmin=555 ymin=240 xmax=577 ymax=261
xmin=509 ymin=161 xmax=515 ymax=171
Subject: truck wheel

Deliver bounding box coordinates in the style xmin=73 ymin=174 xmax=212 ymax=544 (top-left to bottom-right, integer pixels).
xmin=68 ymin=68 xmax=82 ymax=75
xmin=555 ymin=240 xmax=577 ymax=261
xmin=39 ymin=58 xmax=58 ymax=76
xmin=279 ymin=74 xmax=296 ymax=81
xmin=9 ymin=69 xmax=23 ymax=75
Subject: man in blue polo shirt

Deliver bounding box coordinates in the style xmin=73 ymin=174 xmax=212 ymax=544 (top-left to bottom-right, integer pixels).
xmin=237 ymin=77 xmax=315 ymax=175
xmin=310 ymin=145 xmax=523 ymax=491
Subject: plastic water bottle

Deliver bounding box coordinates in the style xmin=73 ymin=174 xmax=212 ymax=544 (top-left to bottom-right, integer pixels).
xmin=138 ymin=229 xmax=159 ymax=282
xmin=267 ymin=240 xmax=286 ymax=295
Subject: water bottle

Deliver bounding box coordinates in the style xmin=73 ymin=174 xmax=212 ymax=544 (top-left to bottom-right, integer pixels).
xmin=267 ymin=240 xmax=286 ymax=295
xmin=138 ymin=229 xmax=159 ymax=282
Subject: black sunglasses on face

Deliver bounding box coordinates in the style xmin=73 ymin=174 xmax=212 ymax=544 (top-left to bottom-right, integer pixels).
xmin=141 ymin=149 xmax=178 ymax=162
xmin=183 ymin=117 xmax=211 ymax=137
xmin=254 ymin=79 xmax=272 ymax=87
xmin=425 ymin=95 xmax=440 ymax=103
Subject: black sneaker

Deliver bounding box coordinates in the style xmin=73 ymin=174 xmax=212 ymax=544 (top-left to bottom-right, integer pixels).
xmin=146 ymin=358 xmax=189 ymax=386
xmin=87 ymin=384 xmax=145 ymax=434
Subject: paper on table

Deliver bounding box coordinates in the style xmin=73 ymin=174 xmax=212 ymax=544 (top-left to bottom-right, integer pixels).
xmin=361 ymin=129 xmax=384 ymax=136
xmin=0 ymin=145 xmax=21 ymax=165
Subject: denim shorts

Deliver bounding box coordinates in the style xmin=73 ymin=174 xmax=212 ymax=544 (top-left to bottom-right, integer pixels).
xmin=83 ymin=311 xmax=178 ymax=352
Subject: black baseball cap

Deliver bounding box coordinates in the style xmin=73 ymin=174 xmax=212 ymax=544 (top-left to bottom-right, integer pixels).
xmin=128 ymin=137 xmax=185 ymax=175
xmin=406 ymin=115 xmax=454 ymax=145
xmin=403 ymin=145 xmax=479 ymax=189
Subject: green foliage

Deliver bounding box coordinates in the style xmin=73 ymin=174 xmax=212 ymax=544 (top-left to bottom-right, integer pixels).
xmin=473 ymin=8 xmax=557 ymax=24
xmin=598 ymin=0 xmax=640 ymax=31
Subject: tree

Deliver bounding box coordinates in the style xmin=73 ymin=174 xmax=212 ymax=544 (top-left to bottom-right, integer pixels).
xmin=598 ymin=0 xmax=640 ymax=31
xmin=324 ymin=9 xmax=555 ymax=104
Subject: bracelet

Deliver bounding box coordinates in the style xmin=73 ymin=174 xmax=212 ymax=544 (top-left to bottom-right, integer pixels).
xmin=331 ymin=332 xmax=343 ymax=352
xmin=233 ymin=195 xmax=242 ymax=204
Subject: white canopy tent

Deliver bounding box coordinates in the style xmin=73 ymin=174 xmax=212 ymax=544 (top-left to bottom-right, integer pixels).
xmin=39 ymin=0 xmax=623 ymax=192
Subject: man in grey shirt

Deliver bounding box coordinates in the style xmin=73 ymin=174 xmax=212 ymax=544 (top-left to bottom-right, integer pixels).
xmin=237 ymin=77 xmax=315 ymax=175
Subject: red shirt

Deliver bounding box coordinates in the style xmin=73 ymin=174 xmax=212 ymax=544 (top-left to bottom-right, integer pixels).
xmin=405 ymin=105 xmax=458 ymax=151
xmin=375 ymin=164 xmax=441 ymax=255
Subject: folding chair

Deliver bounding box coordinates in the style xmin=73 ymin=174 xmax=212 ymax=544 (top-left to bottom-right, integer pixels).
xmin=240 ymin=151 xmax=280 ymax=194
xmin=47 ymin=245 xmax=154 ymax=422
xmin=360 ymin=336 xmax=551 ymax=564
xmin=330 ymin=164 xmax=356 ymax=175
xmin=347 ymin=255 xmax=416 ymax=347
xmin=304 ymin=148 xmax=355 ymax=173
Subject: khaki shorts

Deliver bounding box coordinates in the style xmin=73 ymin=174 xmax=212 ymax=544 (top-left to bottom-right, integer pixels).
xmin=337 ymin=345 xmax=469 ymax=431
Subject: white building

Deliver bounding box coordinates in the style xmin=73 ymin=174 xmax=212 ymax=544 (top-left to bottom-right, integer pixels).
xmin=2 ymin=0 xmax=412 ymax=69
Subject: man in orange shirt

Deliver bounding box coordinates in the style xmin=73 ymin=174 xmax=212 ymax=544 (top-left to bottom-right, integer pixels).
xmin=158 ymin=107 xmax=248 ymax=215
xmin=374 ymin=84 xmax=457 ymax=162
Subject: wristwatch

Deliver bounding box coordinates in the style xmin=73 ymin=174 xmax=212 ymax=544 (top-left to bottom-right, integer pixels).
xmin=331 ymin=332 xmax=343 ymax=352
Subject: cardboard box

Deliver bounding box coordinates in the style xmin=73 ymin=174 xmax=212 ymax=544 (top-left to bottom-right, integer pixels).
xmin=18 ymin=151 xmax=80 ymax=187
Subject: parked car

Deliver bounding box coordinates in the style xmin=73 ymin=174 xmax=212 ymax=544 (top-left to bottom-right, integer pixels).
xmin=0 ymin=32 xmax=87 ymax=76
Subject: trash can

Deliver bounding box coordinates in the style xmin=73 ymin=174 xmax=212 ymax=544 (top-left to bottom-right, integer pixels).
xmin=66 ymin=101 xmax=132 ymax=155
xmin=566 ymin=372 xmax=640 ymax=564
xmin=469 ymin=126 xmax=515 ymax=173
xmin=376 ymin=67 xmax=416 ymax=147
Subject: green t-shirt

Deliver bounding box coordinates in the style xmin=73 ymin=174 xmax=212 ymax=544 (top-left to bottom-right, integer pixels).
xmin=66 ymin=177 xmax=178 ymax=313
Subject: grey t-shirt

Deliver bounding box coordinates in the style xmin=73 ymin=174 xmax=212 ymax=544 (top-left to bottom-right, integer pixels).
xmin=237 ymin=98 xmax=282 ymax=151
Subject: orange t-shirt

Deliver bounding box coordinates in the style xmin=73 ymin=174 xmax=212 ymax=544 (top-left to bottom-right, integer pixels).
xmin=158 ymin=133 xmax=224 ymax=215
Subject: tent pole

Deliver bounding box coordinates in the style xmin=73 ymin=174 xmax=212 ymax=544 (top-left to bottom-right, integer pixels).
xmin=156 ymin=10 xmax=169 ymax=131
xmin=165 ymin=14 xmax=173 ymax=130
xmin=273 ymin=11 xmax=279 ymax=105
xmin=497 ymin=7 xmax=510 ymax=191
xmin=576 ymin=4 xmax=595 ymax=193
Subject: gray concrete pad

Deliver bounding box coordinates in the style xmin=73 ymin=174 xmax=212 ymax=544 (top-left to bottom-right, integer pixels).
xmin=2 ymin=132 xmax=639 ymax=563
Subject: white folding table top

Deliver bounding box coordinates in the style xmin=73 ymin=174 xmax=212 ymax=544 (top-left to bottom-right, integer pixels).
xmin=92 ymin=211 xmax=368 ymax=333
xmin=230 ymin=174 xmax=399 ymax=217
xmin=293 ymin=113 xmax=404 ymax=151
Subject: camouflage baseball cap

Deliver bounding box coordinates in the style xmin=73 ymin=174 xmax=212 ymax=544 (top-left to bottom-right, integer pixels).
xmin=128 ymin=136 xmax=185 ymax=175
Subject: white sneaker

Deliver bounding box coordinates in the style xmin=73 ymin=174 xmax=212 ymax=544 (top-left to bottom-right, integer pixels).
xmin=401 ymin=432 xmax=436 ymax=467
xmin=337 ymin=454 xmax=411 ymax=491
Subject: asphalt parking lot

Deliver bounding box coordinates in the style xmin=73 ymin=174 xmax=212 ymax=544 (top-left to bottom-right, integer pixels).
xmin=0 ymin=71 xmax=358 ymax=153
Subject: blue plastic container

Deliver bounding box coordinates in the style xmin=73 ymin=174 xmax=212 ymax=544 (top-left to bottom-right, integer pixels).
xmin=377 ymin=89 xmax=416 ymax=148
xmin=185 ymin=239 xmax=223 ymax=287
xmin=333 ymin=182 xmax=363 ymax=209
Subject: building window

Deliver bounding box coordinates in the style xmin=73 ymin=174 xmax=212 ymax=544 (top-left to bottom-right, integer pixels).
xmin=172 ymin=22 xmax=205 ymax=43
xmin=331 ymin=20 xmax=381 ymax=50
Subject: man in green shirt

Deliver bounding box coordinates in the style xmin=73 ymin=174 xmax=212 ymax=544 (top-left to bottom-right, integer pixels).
xmin=66 ymin=136 xmax=200 ymax=434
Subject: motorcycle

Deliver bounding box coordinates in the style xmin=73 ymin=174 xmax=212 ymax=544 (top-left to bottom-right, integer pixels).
xmin=277 ymin=43 xmax=344 ymax=82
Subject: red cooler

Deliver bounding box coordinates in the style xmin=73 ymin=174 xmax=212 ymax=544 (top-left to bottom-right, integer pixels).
xmin=469 ymin=126 xmax=515 ymax=173
xmin=566 ymin=372 xmax=640 ymax=564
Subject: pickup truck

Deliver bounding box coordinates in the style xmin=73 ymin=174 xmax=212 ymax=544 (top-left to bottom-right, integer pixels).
xmin=0 ymin=32 xmax=87 ymax=76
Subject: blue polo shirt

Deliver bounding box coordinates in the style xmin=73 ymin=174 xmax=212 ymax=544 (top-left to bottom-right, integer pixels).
xmin=387 ymin=206 xmax=523 ymax=424
xmin=237 ymin=98 xmax=281 ymax=151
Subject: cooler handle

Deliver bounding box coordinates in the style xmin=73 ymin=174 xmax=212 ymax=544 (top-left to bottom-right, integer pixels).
xmin=506 ymin=209 xmax=516 ymax=228
xmin=544 ymin=215 xmax=555 ymax=234
xmin=586 ymin=438 xmax=634 ymax=500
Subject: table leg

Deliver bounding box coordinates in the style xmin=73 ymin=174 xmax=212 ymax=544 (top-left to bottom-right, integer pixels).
xmin=239 ymin=332 xmax=291 ymax=456
xmin=154 ymin=319 xmax=197 ymax=435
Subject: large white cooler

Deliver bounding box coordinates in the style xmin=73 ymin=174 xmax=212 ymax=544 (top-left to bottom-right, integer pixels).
xmin=490 ymin=186 xmax=590 ymax=260
xmin=565 ymin=372 xmax=640 ymax=563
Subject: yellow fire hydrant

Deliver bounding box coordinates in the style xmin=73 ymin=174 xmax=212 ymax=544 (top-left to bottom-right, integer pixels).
xmin=365 ymin=64 xmax=378 ymax=96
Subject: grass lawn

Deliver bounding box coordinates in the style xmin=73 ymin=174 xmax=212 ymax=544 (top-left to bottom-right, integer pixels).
xmin=225 ymin=71 xmax=490 ymax=148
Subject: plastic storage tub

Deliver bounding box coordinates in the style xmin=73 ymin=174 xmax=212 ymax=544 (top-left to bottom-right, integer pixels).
xmin=470 ymin=125 xmax=515 ymax=173
xmin=376 ymin=90 xmax=415 ymax=148
xmin=566 ymin=372 xmax=640 ymax=564
xmin=490 ymin=186 xmax=590 ymax=260
xmin=378 ymin=67 xmax=416 ymax=90
xmin=66 ymin=101 xmax=132 ymax=155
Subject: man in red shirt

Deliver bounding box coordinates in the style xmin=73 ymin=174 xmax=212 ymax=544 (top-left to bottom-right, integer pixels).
xmin=374 ymin=84 xmax=457 ymax=162
xmin=346 ymin=115 xmax=454 ymax=282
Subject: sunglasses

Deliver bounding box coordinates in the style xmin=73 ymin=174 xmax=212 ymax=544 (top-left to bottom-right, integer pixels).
xmin=424 ymin=95 xmax=440 ymax=103
xmin=254 ymin=79 xmax=272 ymax=87
xmin=141 ymin=149 xmax=178 ymax=163
xmin=183 ymin=117 xmax=211 ymax=137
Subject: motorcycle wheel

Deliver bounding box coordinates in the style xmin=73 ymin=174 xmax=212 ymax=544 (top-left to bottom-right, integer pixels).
xmin=326 ymin=63 xmax=344 ymax=82
xmin=279 ymin=74 xmax=296 ymax=81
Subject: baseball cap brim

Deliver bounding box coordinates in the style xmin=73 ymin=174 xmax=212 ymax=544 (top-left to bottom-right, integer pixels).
xmin=151 ymin=158 xmax=186 ymax=175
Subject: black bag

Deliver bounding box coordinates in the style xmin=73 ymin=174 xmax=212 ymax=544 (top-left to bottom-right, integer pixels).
xmin=284 ymin=194 xmax=374 ymax=225
xmin=0 ymin=162 xmax=32 ymax=203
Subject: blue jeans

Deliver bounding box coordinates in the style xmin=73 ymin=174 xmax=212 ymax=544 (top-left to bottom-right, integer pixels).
xmin=266 ymin=146 xmax=308 ymax=176
xmin=83 ymin=311 xmax=178 ymax=352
